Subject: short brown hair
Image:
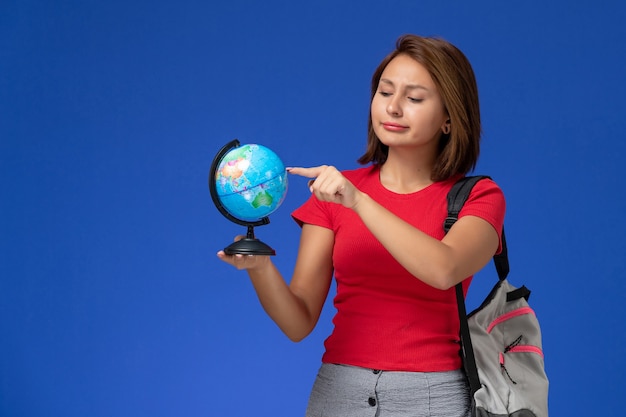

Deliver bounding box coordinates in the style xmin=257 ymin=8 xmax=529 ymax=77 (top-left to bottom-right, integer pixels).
xmin=358 ymin=34 xmax=481 ymax=181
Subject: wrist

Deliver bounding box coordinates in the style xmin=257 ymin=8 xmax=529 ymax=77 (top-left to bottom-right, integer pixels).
xmin=350 ymin=191 xmax=369 ymax=212
xmin=246 ymin=255 xmax=273 ymax=274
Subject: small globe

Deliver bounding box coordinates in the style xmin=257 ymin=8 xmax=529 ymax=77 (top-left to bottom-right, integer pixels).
xmin=213 ymin=143 xmax=288 ymax=223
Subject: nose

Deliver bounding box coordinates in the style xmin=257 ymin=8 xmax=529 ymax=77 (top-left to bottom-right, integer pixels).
xmin=386 ymin=95 xmax=402 ymax=117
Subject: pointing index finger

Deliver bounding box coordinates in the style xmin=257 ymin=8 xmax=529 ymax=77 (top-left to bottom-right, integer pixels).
xmin=286 ymin=166 xmax=324 ymax=178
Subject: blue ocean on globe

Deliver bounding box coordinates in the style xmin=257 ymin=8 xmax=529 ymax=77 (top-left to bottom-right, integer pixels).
xmin=215 ymin=144 xmax=288 ymax=222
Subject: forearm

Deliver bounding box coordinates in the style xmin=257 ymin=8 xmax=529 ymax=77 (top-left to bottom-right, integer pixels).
xmin=351 ymin=193 xmax=460 ymax=289
xmin=246 ymin=260 xmax=318 ymax=342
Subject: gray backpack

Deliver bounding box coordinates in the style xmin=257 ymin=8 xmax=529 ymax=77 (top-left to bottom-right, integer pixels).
xmin=445 ymin=176 xmax=549 ymax=417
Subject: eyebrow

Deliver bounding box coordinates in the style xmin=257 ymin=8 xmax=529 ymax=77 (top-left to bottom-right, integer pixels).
xmin=379 ymin=78 xmax=429 ymax=91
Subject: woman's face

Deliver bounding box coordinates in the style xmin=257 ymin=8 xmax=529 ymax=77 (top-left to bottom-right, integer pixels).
xmin=370 ymin=54 xmax=449 ymax=153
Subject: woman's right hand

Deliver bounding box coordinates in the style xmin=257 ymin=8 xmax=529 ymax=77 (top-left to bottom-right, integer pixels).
xmin=216 ymin=235 xmax=271 ymax=271
xmin=216 ymin=224 xmax=334 ymax=342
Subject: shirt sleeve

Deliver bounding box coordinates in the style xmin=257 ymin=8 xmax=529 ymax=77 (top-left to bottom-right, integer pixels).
xmin=291 ymin=193 xmax=334 ymax=230
xmin=458 ymin=178 xmax=506 ymax=253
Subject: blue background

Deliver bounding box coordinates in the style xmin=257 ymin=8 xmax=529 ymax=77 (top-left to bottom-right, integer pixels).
xmin=2 ymin=1 xmax=625 ymax=415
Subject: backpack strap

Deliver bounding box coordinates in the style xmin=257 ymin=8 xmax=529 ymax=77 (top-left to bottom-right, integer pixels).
xmin=455 ymin=282 xmax=481 ymax=395
xmin=444 ymin=175 xmax=510 ymax=396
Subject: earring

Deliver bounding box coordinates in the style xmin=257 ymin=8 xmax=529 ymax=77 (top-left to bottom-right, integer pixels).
xmin=442 ymin=123 xmax=451 ymax=135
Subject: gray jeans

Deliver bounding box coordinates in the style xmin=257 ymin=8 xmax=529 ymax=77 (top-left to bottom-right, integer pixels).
xmin=305 ymin=363 xmax=471 ymax=417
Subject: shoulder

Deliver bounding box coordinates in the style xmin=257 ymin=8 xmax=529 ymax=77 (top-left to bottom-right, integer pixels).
xmin=341 ymin=165 xmax=380 ymax=191
xmin=342 ymin=165 xmax=377 ymax=181
xmin=442 ymin=175 xmax=504 ymax=201
xmin=466 ymin=177 xmax=505 ymax=206
xmin=457 ymin=176 xmax=506 ymax=237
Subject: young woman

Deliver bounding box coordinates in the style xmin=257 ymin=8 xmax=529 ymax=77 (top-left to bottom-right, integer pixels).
xmin=218 ymin=34 xmax=505 ymax=417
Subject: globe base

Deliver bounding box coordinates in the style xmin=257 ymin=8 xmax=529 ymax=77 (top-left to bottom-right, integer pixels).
xmin=224 ymin=238 xmax=276 ymax=256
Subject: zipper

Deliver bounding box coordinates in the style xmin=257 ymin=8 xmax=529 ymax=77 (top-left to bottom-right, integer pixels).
xmin=498 ymin=335 xmax=544 ymax=384
xmin=486 ymin=306 xmax=535 ymax=334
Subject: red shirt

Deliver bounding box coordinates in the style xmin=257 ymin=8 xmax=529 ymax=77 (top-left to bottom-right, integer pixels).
xmin=292 ymin=166 xmax=505 ymax=372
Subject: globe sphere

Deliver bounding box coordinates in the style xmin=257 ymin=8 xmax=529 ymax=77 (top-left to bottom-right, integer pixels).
xmin=214 ymin=144 xmax=288 ymax=222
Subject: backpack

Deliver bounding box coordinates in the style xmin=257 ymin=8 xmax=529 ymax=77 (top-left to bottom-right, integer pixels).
xmin=445 ymin=176 xmax=549 ymax=417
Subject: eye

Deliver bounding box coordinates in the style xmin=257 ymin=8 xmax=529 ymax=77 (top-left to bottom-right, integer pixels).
xmin=408 ymin=97 xmax=424 ymax=103
xmin=378 ymin=91 xmax=392 ymax=97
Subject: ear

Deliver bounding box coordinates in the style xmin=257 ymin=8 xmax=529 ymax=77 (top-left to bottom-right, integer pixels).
xmin=442 ymin=119 xmax=451 ymax=135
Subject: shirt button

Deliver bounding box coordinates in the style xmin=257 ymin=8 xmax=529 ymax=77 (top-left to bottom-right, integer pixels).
xmin=372 ymin=369 xmax=380 ymax=374
xmin=368 ymin=397 xmax=377 ymax=407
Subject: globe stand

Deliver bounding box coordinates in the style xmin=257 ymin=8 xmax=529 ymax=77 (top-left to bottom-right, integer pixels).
xmin=224 ymin=225 xmax=276 ymax=256
xmin=209 ymin=139 xmax=279 ymax=256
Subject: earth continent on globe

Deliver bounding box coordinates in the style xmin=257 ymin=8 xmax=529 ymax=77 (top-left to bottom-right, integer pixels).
xmin=214 ymin=144 xmax=288 ymax=222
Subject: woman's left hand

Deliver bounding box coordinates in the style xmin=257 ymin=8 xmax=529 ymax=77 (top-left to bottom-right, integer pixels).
xmin=287 ymin=165 xmax=362 ymax=209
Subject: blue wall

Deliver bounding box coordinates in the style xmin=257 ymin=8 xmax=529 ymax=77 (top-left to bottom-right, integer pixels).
xmin=2 ymin=1 xmax=625 ymax=415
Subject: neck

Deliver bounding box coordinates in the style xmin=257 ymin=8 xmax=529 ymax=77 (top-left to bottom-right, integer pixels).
xmin=379 ymin=148 xmax=436 ymax=194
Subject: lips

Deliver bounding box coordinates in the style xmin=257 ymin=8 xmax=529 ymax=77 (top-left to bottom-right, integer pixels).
xmin=381 ymin=122 xmax=408 ymax=132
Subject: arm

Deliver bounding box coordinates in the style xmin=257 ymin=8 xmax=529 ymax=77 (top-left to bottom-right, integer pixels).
xmin=287 ymin=165 xmax=499 ymax=290
xmin=352 ymin=193 xmax=498 ymax=290
xmin=217 ymin=223 xmax=334 ymax=341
